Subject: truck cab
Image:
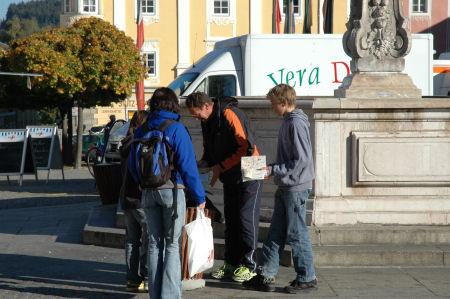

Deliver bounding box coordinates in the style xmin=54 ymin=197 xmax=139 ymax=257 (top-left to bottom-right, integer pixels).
xmin=168 ymin=43 xmax=243 ymax=98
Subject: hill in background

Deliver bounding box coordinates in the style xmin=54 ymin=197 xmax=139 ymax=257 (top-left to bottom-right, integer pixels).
xmin=0 ymin=0 xmax=60 ymax=43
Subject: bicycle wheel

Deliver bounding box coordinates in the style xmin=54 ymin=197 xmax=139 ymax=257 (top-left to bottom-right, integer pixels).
xmin=86 ymin=147 xmax=101 ymax=177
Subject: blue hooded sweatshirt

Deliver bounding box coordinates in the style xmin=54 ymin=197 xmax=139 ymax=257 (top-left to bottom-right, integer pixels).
xmin=267 ymin=108 xmax=314 ymax=191
xmin=133 ymin=109 xmax=205 ymax=205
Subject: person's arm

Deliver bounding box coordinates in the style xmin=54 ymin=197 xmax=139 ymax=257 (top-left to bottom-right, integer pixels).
xmin=268 ymin=122 xmax=312 ymax=177
xmin=171 ymin=124 xmax=206 ymax=206
xmin=218 ymin=108 xmax=252 ymax=171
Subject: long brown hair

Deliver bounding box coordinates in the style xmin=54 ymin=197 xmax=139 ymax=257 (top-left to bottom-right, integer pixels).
xmin=128 ymin=110 xmax=149 ymax=135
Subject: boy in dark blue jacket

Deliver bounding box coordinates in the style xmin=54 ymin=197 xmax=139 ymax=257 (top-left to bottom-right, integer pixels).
xmin=133 ymin=87 xmax=205 ymax=299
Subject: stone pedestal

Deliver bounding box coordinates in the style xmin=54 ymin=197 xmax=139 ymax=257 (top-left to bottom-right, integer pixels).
xmin=312 ymin=97 xmax=450 ymax=225
xmin=335 ymin=73 xmax=422 ymax=99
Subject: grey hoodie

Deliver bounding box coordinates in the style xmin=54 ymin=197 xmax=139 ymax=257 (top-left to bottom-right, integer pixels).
xmin=268 ymin=108 xmax=314 ymax=191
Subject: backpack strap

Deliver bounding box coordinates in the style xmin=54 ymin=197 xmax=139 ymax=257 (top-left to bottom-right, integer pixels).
xmin=158 ymin=119 xmax=175 ymax=132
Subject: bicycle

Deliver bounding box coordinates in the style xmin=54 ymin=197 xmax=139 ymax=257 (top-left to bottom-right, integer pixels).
xmin=86 ymin=119 xmax=126 ymax=177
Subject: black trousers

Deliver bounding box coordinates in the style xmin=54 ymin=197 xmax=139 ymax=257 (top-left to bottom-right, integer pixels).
xmin=223 ymin=180 xmax=262 ymax=271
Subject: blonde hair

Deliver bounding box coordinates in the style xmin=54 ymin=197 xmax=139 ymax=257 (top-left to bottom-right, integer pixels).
xmin=266 ymin=84 xmax=296 ymax=107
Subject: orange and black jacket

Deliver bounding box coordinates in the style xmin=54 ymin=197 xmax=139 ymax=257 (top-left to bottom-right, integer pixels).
xmin=201 ymin=96 xmax=260 ymax=184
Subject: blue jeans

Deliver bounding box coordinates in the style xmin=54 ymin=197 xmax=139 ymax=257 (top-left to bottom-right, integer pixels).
xmin=141 ymin=188 xmax=186 ymax=299
xmin=124 ymin=208 xmax=148 ymax=284
xmin=258 ymin=188 xmax=316 ymax=283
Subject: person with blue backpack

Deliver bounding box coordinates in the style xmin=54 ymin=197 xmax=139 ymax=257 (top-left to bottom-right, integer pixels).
xmin=119 ymin=110 xmax=150 ymax=293
xmin=128 ymin=87 xmax=205 ymax=299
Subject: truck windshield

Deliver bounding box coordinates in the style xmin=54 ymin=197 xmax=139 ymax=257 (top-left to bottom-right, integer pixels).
xmin=168 ymin=72 xmax=199 ymax=96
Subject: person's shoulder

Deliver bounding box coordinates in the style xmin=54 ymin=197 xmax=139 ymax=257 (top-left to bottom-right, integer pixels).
xmin=166 ymin=120 xmax=188 ymax=135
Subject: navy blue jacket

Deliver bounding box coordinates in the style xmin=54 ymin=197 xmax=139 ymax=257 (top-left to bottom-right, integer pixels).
xmin=133 ymin=109 xmax=205 ymax=205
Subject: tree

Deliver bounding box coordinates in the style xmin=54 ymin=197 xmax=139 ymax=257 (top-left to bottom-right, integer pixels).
xmin=0 ymin=17 xmax=145 ymax=168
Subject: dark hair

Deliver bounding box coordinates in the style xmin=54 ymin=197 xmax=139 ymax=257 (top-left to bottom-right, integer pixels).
xmin=127 ymin=110 xmax=149 ymax=135
xmin=148 ymin=87 xmax=180 ymax=113
xmin=185 ymin=92 xmax=213 ymax=109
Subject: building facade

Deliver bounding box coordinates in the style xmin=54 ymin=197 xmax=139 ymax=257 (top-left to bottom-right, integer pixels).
xmin=402 ymin=0 xmax=450 ymax=58
xmin=59 ymin=0 xmax=350 ymax=125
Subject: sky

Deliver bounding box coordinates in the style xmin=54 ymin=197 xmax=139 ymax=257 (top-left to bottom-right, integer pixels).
xmin=0 ymin=0 xmax=32 ymax=21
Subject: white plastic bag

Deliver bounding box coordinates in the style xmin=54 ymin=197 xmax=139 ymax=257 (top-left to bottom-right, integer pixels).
xmin=184 ymin=208 xmax=214 ymax=277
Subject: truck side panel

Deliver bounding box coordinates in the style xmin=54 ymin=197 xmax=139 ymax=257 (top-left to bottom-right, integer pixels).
xmin=245 ymin=34 xmax=433 ymax=96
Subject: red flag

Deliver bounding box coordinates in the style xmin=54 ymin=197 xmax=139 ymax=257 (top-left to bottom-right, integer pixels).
xmin=136 ymin=0 xmax=145 ymax=111
xmin=273 ymin=0 xmax=282 ymax=33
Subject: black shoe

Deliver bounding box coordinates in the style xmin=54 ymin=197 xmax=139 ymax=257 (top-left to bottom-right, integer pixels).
xmin=284 ymin=278 xmax=317 ymax=293
xmin=242 ymin=274 xmax=275 ymax=292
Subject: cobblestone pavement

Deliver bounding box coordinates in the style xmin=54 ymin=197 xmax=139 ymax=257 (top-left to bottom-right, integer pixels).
xmin=1 ymin=167 xmax=450 ymax=298
xmin=0 ymin=203 xmax=449 ymax=298
xmin=0 ymin=167 xmax=98 ymax=209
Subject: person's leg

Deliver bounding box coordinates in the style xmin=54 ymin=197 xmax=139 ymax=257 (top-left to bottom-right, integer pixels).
xmin=243 ymin=188 xmax=287 ymax=291
xmin=141 ymin=190 xmax=164 ymax=298
xmin=223 ymin=183 xmax=241 ymax=267
xmin=237 ymin=180 xmax=262 ymax=272
xmin=132 ymin=208 xmax=148 ymax=282
xmin=124 ymin=210 xmax=142 ymax=287
xmin=257 ymin=188 xmax=287 ymax=279
xmin=159 ymin=188 xmax=186 ymax=299
xmin=283 ymin=189 xmax=316 ymax=293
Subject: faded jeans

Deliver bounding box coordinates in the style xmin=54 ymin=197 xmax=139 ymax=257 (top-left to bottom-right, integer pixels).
xmin=141 ymin=188 xmax=186 ymax=299
xmin=258 ymin=188 xmax=316 ymax=283
xmin=124 ymin=208 xmax=148 ymax=284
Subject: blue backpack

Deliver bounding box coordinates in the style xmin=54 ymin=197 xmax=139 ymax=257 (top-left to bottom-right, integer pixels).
xmin=128 ymin=119 xmax=175 ymax=189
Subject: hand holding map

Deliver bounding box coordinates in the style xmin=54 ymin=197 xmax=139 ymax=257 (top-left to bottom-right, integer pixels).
xmin=241 ymin=156 xmax=266 ymax=182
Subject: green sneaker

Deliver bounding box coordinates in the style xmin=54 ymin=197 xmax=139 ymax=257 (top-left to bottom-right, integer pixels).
xmin=137 ymin=281 xmax=148 ymax=293
xmin=232 ymin=265 xmax=257 ymax=282
xmin=210 ymin=262 xmax=236 ymax=279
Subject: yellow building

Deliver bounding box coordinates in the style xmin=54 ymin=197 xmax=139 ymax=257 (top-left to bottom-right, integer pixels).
xmin=60 ymin=0 xmax=349 ymax=125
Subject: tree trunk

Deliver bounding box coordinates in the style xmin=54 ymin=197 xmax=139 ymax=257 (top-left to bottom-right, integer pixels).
xmin=61 ymin=106 xmax=73 ymax=165
xmin=67 ymin=106 xmax=74 ymax=166
xmin=61 ymin=108 xmax=69 ymax=164
xmin=74 ymin=105 xmax=84 ymax=169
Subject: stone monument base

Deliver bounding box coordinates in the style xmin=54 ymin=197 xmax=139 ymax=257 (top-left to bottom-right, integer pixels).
xmin=312 ymin=97 xmax=450 ymax=226
xmin=334 ymin=73 xmax=422 ymax=99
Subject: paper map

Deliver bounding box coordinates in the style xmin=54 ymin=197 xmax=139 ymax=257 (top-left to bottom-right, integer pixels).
xmin=241 ymin=155 xmax=266 ymax=182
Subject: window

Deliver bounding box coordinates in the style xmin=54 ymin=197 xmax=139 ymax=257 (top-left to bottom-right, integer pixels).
xmin=144 ymin=52 xmax=156 ymax=76
xmin=208 ymin=75 xmax=236 ymax=98
xmin=142 ymin=0 xmax=155 ymax=14
xmin=283 ymin=0 xmax=300 ymax=15
xmin=168 ymin=72 xmax=200 ymax=96
xmin=213 ymin=0 xmax=229 ymax=15
xmin=83 ymin=0 xmax=97 ymax=13
xmin=64 ymin=0 xmax=72 ymax=12
xmin=193 ymin=79 xmax=206 ymax=93
xmin=412 ymin=0 xmax=428 ymax=13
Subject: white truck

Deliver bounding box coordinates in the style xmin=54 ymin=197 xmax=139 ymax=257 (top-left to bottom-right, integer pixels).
xmin=169 ymin=34 xmax=441 ymax=98
xmin=433 ymin=52 xmax=450 ymax=96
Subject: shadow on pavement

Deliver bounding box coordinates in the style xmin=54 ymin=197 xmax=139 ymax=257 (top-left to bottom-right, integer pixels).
xmin=0 ymin=179 xmax=96 ymax=195
xmin=0 ymin=195 xmax=98 ymax=210
xmin=0 ymin=254 xmax=135 ymax=298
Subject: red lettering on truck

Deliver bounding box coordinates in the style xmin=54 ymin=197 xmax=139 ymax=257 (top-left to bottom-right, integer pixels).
xmin=331 ymin=61 xmax=350 ymax=83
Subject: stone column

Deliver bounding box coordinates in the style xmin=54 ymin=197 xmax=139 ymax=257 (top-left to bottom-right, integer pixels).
xmin=250 ymin=0 xmax=262 ymax=34
xmin=176 ymin=0 xmax=191 ymax=76
xmin=312 ymin=0 xmax=450 ymax=227
xmin=113 ymin=0 xmax=126 ymax=32
xmin=335 ymin=0 xmax=421 ymax=99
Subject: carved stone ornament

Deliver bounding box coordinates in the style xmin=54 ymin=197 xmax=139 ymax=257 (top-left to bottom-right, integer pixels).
xmin=343 ymin=0 xmax=411 ymax=72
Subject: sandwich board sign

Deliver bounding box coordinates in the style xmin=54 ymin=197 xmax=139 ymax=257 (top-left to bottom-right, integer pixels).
xmin=0 ymin=129 xmax=35 ymax=186
xmin=27 ymin=126 xmax=64 ymax=182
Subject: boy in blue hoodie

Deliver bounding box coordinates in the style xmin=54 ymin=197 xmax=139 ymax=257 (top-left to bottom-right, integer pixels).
xmin=243 ymin=84 xmax=317 ymax=293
